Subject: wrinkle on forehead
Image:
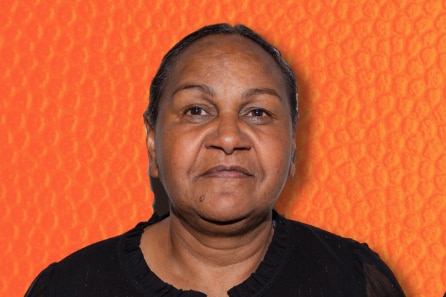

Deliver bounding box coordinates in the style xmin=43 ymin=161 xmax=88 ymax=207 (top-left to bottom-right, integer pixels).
xmin=172 ymin=35 xmax=283 ymax=81
xmin=179 ymin=35 xmax=274 ymax=66
xmin=160 ymin=34 xmax=289 ymax=108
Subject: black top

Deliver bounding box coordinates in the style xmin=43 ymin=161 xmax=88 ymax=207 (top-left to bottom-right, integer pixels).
xmin=25 ymin=212 xmax=405 ymax=297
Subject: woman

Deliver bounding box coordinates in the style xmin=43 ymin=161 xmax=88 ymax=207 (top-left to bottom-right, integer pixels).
xmin=25 ymin=24 xmax=405 ymax=297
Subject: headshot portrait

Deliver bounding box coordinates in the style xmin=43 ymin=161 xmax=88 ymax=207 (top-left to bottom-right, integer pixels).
xmin=1 ymin=1 xmax=445 ymax=297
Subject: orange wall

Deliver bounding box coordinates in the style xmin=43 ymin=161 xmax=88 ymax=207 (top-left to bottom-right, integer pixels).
xmin=1 ymin=1 xmax=445 ymax=296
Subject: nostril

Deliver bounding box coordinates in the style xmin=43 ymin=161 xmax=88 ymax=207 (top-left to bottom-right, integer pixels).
xmin=205 ymin=118 xmax=251 ymax=154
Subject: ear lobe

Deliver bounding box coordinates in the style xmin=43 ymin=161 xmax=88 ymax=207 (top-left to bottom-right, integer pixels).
xmin=289 ymin=147 xmax=296 ymax=180
xmin=145 ymin=123 xmax=159 ymax=178
xmin=289 ymin=162 xmax=295 ymax=180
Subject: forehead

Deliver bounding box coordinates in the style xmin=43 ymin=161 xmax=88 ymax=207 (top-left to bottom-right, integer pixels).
xmin=168 ymin=34 xmax=286 ymax=88
xmin=180 ymin=34 xmax=269 ymax=59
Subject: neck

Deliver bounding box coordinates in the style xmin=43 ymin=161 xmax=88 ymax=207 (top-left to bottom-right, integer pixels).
xmin=169 ymin=212 xmax=274 ymax=268
xmin=141 ymin=211 xmax=275 ymax=296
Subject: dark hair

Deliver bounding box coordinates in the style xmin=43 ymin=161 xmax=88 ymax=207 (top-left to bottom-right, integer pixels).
xmin=143 ymin=23 xmax=298 ymax=128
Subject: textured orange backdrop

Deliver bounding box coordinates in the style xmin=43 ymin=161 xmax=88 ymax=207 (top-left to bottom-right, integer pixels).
xmin=1 ymin=1 xmax=445 ymax=296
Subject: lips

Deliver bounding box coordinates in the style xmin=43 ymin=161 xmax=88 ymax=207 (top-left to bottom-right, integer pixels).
xmin=200 ymin=165 xmax=253 ymax=178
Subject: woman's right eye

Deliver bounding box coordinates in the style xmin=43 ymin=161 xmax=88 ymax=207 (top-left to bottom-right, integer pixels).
xmin=183 ymin=106 xmax=211 ymax=119
xmin=185 ymin=106 xmax=206 ymax=115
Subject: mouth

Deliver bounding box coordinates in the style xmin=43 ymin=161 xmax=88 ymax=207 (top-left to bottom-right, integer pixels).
xmin=200 ymin=165 xmax=254 ymax=178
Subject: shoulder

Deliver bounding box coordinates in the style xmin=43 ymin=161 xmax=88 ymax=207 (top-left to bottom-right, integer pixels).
xmin=25 ymin=235 xmax=122 ymax=297
xmin=25 ymin=221 xmax=151 ymax=297
xmin=281 ymin=216 xmax=364 ymax=251
xmin=282 ymin=216 xmax=386 ymax=267
xmin=282 ymin=217 xmax=394 ymax=271
xmin=56 ymin=234 xmax=122 ymax=272
xmin=277 ymin=215 xmax=405 ymax=296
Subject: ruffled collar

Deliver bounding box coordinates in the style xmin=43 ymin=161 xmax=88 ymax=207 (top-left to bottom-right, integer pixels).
xmin=121 ymin=211 xmax=289 ymax=297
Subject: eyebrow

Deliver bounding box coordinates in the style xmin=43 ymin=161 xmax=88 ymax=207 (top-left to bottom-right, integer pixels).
xmin=172 ymin=84 xmax=215 ymax=97
xmin=172 ymin=84 xmax=283 ymax=102
xmin=242 ymin=88 xmax=283 ymax=102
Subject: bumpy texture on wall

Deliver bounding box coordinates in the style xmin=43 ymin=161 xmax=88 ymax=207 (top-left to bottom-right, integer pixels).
xmin=1 ymin=1 xmax=445 ymax=296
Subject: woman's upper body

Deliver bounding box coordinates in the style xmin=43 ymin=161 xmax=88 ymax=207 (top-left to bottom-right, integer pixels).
xmin=25 ymin=211 xmax=405 ymax=297
xmin=26 ymin=24 xmax=405 ymax=296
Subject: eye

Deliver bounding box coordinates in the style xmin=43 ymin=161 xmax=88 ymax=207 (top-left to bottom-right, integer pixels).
xmin=243 ymin=108 xmax=274 ymax=124
xmin=185 ymin=106 xmax=208 ymax=116
xmin=248 ymin=109 xmax=269 ymax=117
xmin=182 ymin=105 xmax=214 ymax=123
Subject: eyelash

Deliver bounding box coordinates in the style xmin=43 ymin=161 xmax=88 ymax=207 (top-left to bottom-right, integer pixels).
xmin=185 ymin=106 xmax=207 ymax=116
xmin=182 ymin=105 xmax=273 ymax=124
xmin=247 ymin=108 xmax=270 ymax=117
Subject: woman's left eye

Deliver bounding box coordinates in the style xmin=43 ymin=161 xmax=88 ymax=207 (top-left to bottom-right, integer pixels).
xmin=248 ymin=109 xmax=269 ymax=117
xmin=243 ymin=108 xmax=273 ymax=124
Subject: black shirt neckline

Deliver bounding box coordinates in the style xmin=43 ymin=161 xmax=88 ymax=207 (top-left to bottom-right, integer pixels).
xmin=121 ymin=211 xmax=289 ymax=297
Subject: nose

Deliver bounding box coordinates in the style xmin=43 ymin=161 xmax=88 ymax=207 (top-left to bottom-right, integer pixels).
xmin=205 ymin=113 xmax=251 ymax=154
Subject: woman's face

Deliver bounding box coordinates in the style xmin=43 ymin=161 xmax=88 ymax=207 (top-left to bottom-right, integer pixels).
xmin=147 ymin=35 xmax=295 ymax=232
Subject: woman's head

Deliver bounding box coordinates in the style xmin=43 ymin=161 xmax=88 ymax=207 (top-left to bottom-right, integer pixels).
xmin=144 ymin=23 xmax=298 ymax=130
xmin=144 ymin=25 xmax=298 ymax=232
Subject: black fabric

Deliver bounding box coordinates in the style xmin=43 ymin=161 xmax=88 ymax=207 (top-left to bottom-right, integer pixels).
xmin=25 ymin=212 xmax=405 ymax=297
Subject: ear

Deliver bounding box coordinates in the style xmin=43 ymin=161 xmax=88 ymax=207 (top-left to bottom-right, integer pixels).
xmin=145 ymin=121 xmax=159 ymax=178
xmin=289 ymin=141 xmax=296 ymax=180
xmin=289 ymin=154 xmax=296 ymax=180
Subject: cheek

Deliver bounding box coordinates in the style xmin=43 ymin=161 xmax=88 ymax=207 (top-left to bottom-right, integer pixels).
xmin=270 ymin=147 xmax=291 ymax=176
xmin=155 ymin=128 xmax=202 ymax=182
xmin=258 ymin=129 xmax=293 ymax=167
xmin=258 ymin=134 xmax=294 ymax=190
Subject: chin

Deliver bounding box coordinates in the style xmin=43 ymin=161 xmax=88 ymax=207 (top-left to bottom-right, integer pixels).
xmin=196 ymin=207 xmax=272 ymax=235
xmin=198 ymin=199 xmax=250 ymax=222
xmin=200 ymin=211 xmax=248 ymax=225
